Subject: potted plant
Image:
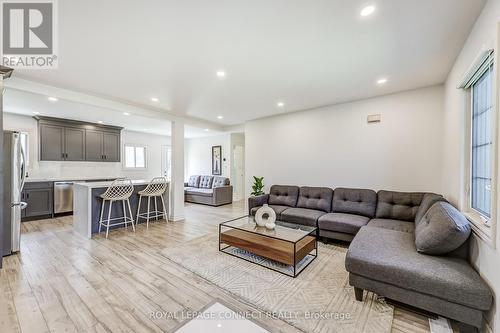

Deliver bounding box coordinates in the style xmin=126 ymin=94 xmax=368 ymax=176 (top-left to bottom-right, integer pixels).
xmin=251 ymin=176 xmax=265 ymax=196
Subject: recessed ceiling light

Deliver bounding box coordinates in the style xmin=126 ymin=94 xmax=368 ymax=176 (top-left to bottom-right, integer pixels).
xmin=32 ymin=111 xmax=40 ymax=115
xmin=204 ymin=128 xmax=210 ymax=132
xmin=360 ymin=5 xmax=375 ymax=17
xmin=216 ymin=71 xmax=226 ymax=78
xmin=376 ymin=78 xmax=388 ymax=85
xmin=151 ymin=97 xmax=159 ymax=102
xmin=123 ymin=112 xmax=130 ymax=116
xmin=277 ymin=101 xmax=285 ymax=108
xmin=217 ymin=115 xmax=224 ymax=119
xmin=98 ymin=120 xmax=103 ymax=124
xmin=48 ymin=96 xmax=58 ymax=102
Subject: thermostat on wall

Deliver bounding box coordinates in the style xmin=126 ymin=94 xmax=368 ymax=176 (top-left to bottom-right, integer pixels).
xmin=367 ymin=114 xmax=381 ymax=123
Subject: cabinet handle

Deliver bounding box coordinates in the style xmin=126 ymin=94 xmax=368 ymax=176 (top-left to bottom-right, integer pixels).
xmin=26 ymin=193 xmax=29 ymax=199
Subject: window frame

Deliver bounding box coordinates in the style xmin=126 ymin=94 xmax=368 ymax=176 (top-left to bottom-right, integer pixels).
xmin=462 ymin=51 xmax=498 ymax=247
xmin=123 ymin=144 xmax=148 ymax=170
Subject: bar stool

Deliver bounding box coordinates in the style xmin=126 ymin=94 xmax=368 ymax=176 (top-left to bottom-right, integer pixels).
xmin=136 ymin=177 xmax=169 ymax=228
xmin=98 ymin=178 xmax=135 ymax=238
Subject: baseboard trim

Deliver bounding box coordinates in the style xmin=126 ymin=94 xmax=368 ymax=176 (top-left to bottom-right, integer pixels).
xmin=169 ymin=214 xmax=185 ymax=222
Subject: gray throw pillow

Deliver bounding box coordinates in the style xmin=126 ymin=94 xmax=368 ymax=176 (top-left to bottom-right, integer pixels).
xmin=415 ymin=202 xmax=471 ymax=255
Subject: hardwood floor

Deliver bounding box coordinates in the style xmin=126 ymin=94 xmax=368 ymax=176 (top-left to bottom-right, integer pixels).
xmin=0 ymin=201 xmax=433 ymax=333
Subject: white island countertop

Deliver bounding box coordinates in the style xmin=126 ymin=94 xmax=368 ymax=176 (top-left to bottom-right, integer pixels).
xmin=74 ymin=179 xmax=159 ymax=189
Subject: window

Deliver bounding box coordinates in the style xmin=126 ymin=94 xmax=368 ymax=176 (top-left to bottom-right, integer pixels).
xmin=124 ymin=145 xmax=147 ymax=169
xmin=471 ymin=65 xmax=494 ymax=219
xmin=460 ymin=49 xmax=496 ymax=242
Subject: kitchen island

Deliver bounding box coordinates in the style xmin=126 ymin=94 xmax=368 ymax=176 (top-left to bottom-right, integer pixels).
xmin=73 ymin=179 xmax=169 ymax=238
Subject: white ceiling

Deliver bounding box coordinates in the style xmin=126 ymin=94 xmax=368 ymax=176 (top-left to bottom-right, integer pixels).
xmin=3 ymin=89 xmax=223 ymax=138
xmin=13 ymin=0 xmax=485 ymax=125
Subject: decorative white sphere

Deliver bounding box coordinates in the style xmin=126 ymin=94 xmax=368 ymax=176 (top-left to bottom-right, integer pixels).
xmin=255 ymin=204 xmax=276 ymax=227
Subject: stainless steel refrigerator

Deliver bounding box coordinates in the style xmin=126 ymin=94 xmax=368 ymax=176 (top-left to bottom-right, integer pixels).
xmin=2 ymin=131 xmax=27 ymax=255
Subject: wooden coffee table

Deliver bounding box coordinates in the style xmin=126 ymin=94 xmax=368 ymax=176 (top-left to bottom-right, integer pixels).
xmin=218 ymin=216 xmax=317 ymax=277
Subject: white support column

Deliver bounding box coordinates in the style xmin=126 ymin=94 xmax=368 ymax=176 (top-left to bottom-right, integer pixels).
xmin=169 ymin=120 xmax=185 ymax=221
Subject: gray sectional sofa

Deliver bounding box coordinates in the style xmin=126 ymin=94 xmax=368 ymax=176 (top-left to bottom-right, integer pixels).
xmin=248 ymin=185 xmax=493 ymax=331
xmin=184 ymin=175 xmax=233 ymax=206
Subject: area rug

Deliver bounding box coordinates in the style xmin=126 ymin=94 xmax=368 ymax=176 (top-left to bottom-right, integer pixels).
xmin=161 ymin=234 xmax=393 ymax=333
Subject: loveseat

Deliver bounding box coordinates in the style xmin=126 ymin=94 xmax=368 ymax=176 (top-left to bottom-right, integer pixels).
xmin=184 ymin=175 xmax=233 ymax=206
xmin=248 ymin=185 xmax=493 ymax=331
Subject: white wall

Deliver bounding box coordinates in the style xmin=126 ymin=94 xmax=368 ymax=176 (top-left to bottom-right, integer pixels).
xmin=442 ymin=0 xmax=500 ymax=330
xmin=245 ymin=85 xmax=444 ymax=196
xmin=185 ymin=134 xmax=231 ymax=180
xmin=3 ymin=113 xmax=171 ymax=180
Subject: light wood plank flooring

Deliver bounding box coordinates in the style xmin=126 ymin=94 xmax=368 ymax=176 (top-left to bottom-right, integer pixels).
xmin=0 ymin=201 xmax=433 ymax=333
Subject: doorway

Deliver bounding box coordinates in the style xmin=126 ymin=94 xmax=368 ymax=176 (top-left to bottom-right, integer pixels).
xmin=232 ymin=144 xmax=244 ymax=201
xmin=161 ymin=145 xmax=172 ymax=179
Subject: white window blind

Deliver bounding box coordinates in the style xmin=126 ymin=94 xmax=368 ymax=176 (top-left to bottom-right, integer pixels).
xmin=124 ymin=145 xmax=147 ymax=169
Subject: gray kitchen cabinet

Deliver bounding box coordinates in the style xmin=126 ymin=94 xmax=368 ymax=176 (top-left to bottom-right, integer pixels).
xmin=103 ymin=132 xmax=120 ymax=162
xmin=21 ymin=182 xmax=53 ymax=221
xmin=40 ymin=124 xmax=65 ymax=161
xmin=64 ymin=127 xmax=85 ymax=161
xmin=85 ymin=130 xmax=104 ymax=161
xmin=85 ymin=130 xmax=121 ymax=162
xmin=37 ymin=116 xmax=122 ymax=162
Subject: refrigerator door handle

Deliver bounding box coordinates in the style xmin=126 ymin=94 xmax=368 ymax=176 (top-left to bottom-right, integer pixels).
xmin=19 ymin=144 xmax=26 ymax=194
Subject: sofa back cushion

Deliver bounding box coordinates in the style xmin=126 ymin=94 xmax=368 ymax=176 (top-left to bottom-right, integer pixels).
xmin=375 ymin=190 xmax=425 ymax=222
xmin=212 ymin=176 xmax=230 ymax=188
xmin=415 ymin=202 xmax=471 ymax=255
xmin=199 ymin=175 xmax=214 ymax=189
xmin=332 ymin=188 xmax=377 ymax=217
xmin=187 ymin=175 xmax=200 ymax=188
xmin=297 ymin=186 xmax=333 ymax=213
xmin=414 ymin=193 xmax=446 ymax=224
xmin=268 ymin=185 xmax=299 ymax=207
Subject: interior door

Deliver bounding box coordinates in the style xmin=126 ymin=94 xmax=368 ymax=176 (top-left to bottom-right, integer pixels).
xmin=232 ymin=145 xmax=245 ymax=201
xmin=161 ymin=145 xmax=172 ymax=178
xmin=102 ymin=132 xmax=120 ymax=162
xmin=40 ymin=124 xmax=64 ymax=161
xmin=64 ymin=127 xmax=85 ymax=161
xmin=85 ymin=130 xmax=103 ymax=161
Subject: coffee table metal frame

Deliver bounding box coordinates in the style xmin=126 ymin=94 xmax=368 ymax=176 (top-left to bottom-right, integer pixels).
xmin=218 ymin=216 xmax=318 ymax=278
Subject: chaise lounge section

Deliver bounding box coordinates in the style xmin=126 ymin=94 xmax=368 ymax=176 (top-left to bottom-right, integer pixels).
xmin=184 ymin=175 xmax=233 ymax=206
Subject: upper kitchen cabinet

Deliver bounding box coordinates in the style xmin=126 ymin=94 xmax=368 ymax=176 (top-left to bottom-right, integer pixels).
xmin=37 ymin=116 xmax=122 ymax=162
xmin=85 ymin=130 xmax=120 ymax=162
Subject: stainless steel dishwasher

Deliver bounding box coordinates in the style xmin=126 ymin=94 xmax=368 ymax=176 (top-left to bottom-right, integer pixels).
xmin=54 ymin=181 xmax=74 ymax=213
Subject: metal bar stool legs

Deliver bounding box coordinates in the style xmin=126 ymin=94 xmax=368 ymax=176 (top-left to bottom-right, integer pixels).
xmin=98 ymin=178 xmax=135 ymax=239
xmin=135 ymin=177 xmax=169 ymax=228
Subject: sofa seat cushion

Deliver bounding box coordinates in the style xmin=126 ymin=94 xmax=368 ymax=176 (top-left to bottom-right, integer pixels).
xmin=416 ymin=202 xmax=471 ymax=255
xmin=318 ymin=213 xmax=370 ymax=235
xmin=250 ymin=205 xmax=290 ymax=219
xmin=346 ymin=226 xmax=492 ymax=310
xmin=185 ymin=188 xmax=213 ymax=197
xmin=368 ymin=218 xmax=415 ymax=233
xmin=281 ymin=208 xmax=326 ymax=227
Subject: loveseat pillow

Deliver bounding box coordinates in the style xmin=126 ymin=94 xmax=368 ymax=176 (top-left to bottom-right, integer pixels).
xmin=415 ymin=202 xmax=471 ymax=255
xmin=187 ymin=175 xmax=200 ymax=188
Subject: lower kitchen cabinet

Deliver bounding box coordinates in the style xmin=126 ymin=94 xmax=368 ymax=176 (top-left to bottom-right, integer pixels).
xmin=21 ymin=182 xmax=54 ymax=221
